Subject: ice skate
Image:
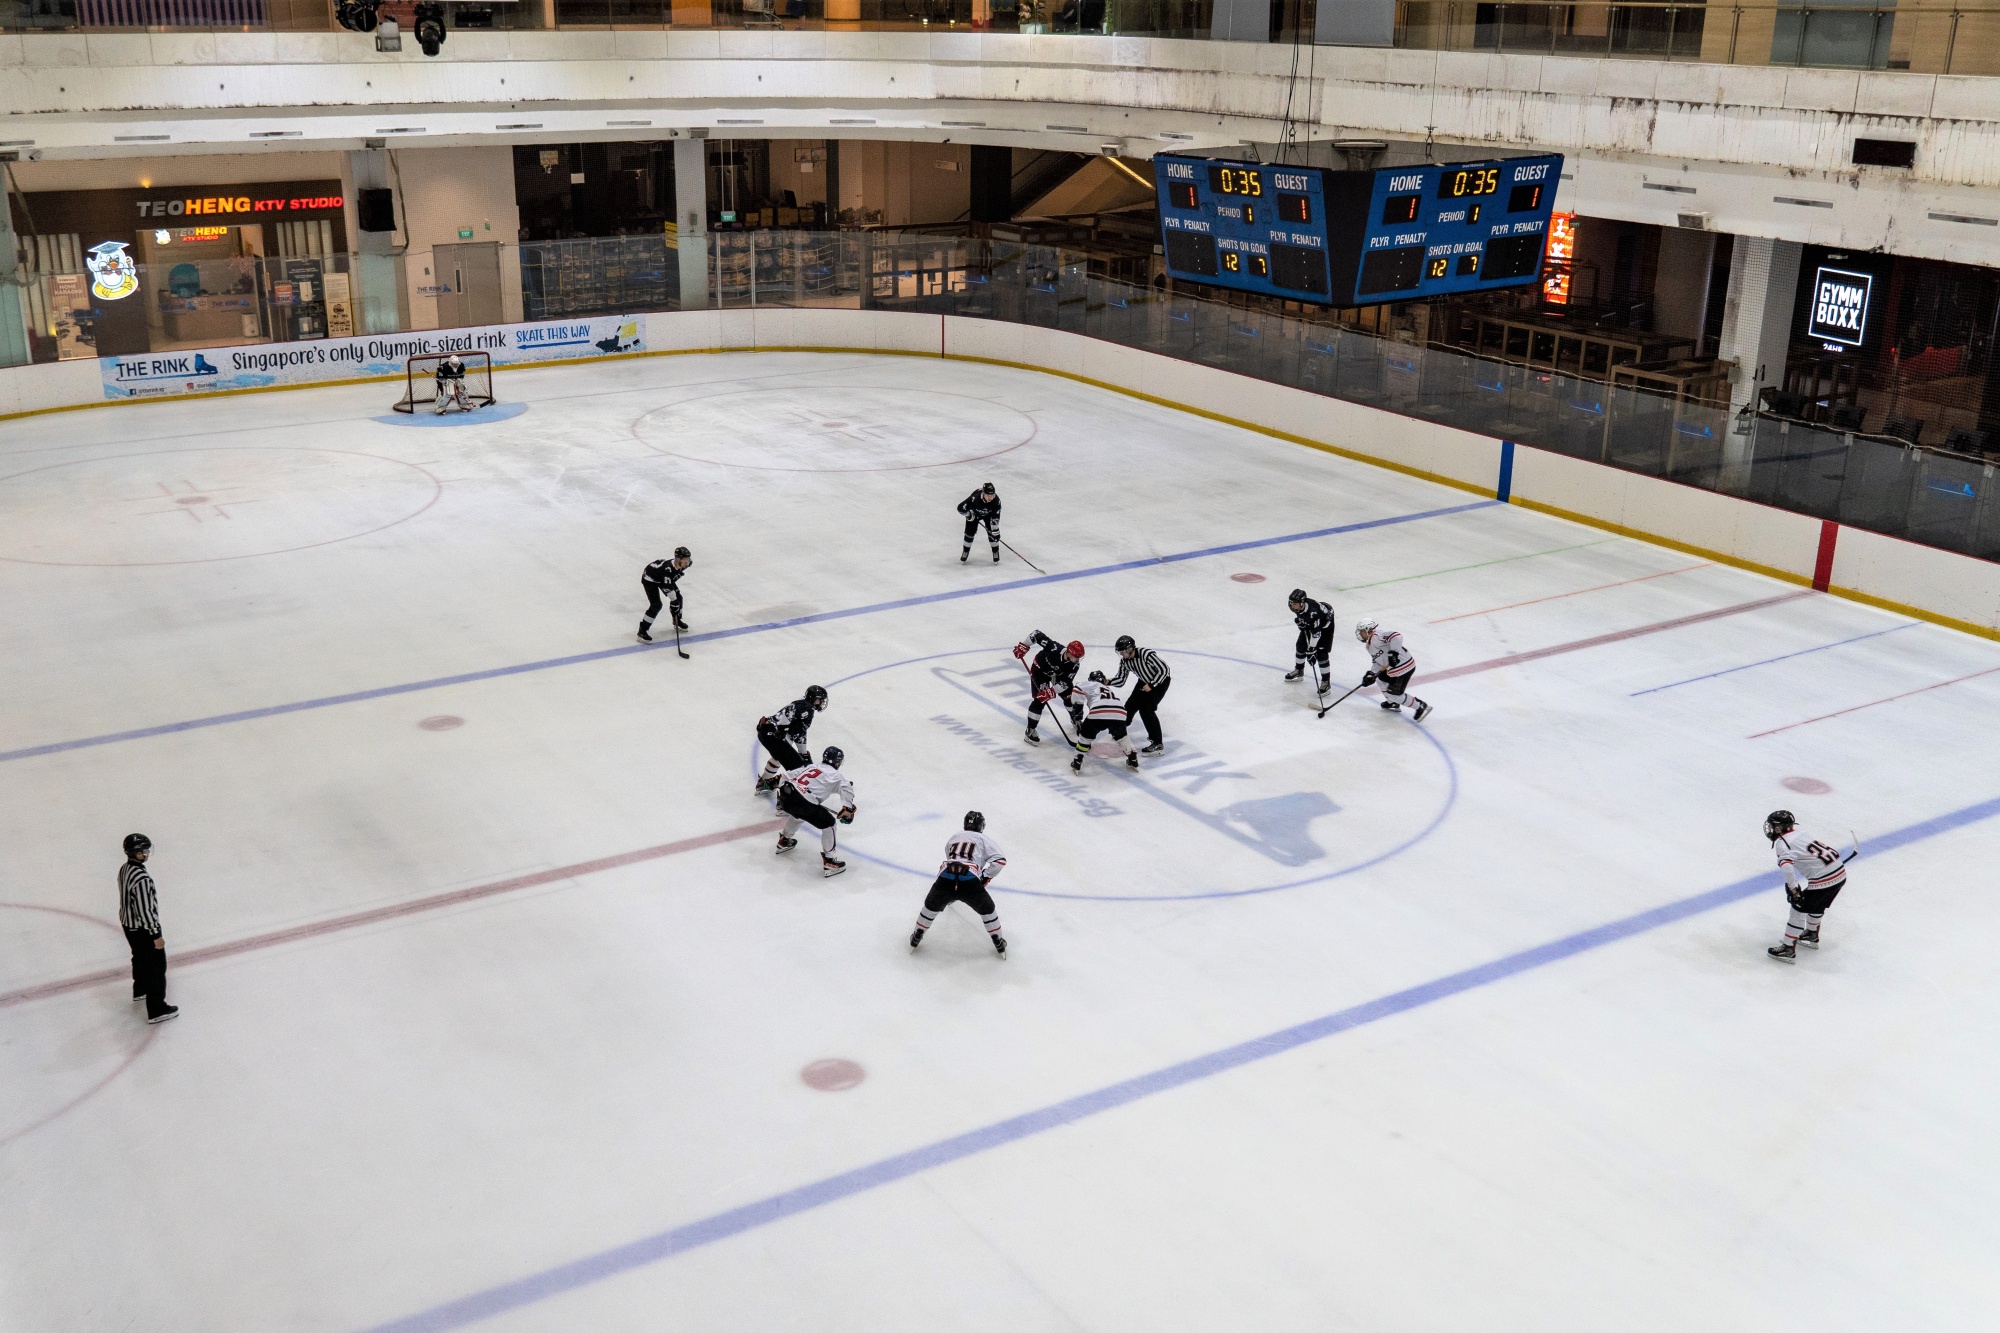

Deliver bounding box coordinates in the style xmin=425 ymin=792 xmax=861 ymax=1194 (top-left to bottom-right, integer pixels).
xmin=775 ymin=834 xmax=798 ymax=854
xmin=992 ymin=934 xmax=1007 ymax=957
xmin=1140 ymin=740 xmax=1163 ymax=755
xmin=821 ymin=855 xmax=846 ymax=878
xmin=1024 ymin=725 xmax=1040 ymax=745
xmin=1768 ymin=942 xmax=1797 ymax=963
xmin=754 ymin=774 xmax=780 ymax=794
xmin=991 ymin=549 xmax=1000 ymax=563
xmin=1380 ymin=699 xmax=1402 ymax=712
xmin=147 ymin=1005 xmax=180 ymax=1024
xmin=960 ymin=548 xmax=969 ymax=563
xmin=1125 ymin=752 xmax=1140 ymax=770
xmin=1799 ymin=928 xmax=1821 ymax=949
xmin=1284 ymin=666 xmax=1304 ymax=681
xmin=1412 ymin=699 xmax=1432 ymax=722
xmin=909 ymin=928 xmax=926 ymax=950
xmin=636 ymin=624 xmax=653 ymax=642
xmin=1070 ymin=752 xmax=1084 ymax=773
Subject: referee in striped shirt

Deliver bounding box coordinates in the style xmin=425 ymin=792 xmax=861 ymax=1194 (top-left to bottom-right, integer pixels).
xmin=119 ymin=834 xmax=178 ymax=1024
xmin=1108 ymin=636 xmax=1171 ymax=754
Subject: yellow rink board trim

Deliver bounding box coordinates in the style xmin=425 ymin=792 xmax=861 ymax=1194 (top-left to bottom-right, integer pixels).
xmin=6 ymin=340 xmax=1994 ymax=643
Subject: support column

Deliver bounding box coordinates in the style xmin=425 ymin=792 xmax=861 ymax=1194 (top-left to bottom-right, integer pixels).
xmin=0 ymin=183 xmax=31 ymax=368
xmin=675 ymin=136 xmax=709 ymax=311
xmin=1715 ymin=234 xmax=1802 ymax=489
xmin=348 ymin=148 xmax=407 ymax=335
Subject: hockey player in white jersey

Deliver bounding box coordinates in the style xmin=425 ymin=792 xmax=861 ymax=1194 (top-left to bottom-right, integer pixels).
xmin=1356 ymin=619 xmax=1432 ymax=722
xmin=1066 ymin=671 xmax=1140 ymax=774
xmin=1764 ymin=810 xmax=1852 ymax=963
xmin=775 ymin=746 xmax=856 ymax=878
xmin=909 ymin=811 xmax=1008 ymax=956
xmin=433 ymin=353 xmax=471 ymax=415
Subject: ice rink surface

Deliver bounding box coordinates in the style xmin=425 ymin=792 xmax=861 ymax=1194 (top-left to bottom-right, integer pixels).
xmin=3 ymin=352 xmax=1998 ymax=1332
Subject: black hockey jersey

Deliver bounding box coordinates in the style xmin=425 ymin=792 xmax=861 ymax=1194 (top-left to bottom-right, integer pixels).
xmin=642 ymin=558 xmax=686 ymax=591
xmin=1292 ymin=597 xmax=1335 ymax=647
xmin=957 ymin=488 xmax=1001 ymax=521
xmin=762 ymin=697 xmax=820 ymax=744
xmin=1027 ymin=630 xmax=1080 ymax=687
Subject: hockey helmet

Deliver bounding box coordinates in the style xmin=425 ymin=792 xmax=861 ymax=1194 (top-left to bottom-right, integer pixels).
xmin=964 ymin=810 xmax=986 ymax=832
xmin=673 ymin=545 xmax=692 ymax=566
xmin=981 ymin=481 xmax=997 ymax=495
xmin=1088 ymin=670 xmax=1106 ymax=684
xmin=1288 ymin=588 xmax=1309 ymax=607
xmin=1764 ymin=810 xmax=1797 ymax=841
xmin=1355 ymin=618 xmax=1379 ymax=643
xmin=804 ymin=685 xmax=829 ymax=709
xmin=1115 ymin=635 xmax=1136 ymax=654
xmin=444 ymin=353 xmax=464 ymax=369
xmin=1065 ymin=640 xmax=1085 ymax=660
xmin=122 ymin=832 xmax=152 ymax=858
xmin=820 ymin=746 xmax=845 ymax=769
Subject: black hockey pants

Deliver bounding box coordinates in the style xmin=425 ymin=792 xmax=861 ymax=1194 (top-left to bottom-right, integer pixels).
xmin=641 ymin=579 xmax=682 ymax=629
xmin=1124 ymin=677 xmax=1170 ymax=746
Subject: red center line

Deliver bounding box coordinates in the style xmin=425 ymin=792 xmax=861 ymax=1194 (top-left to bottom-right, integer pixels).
xmin=1426 ymin=591 xmax=1814 ymax=683
xmin=1428 ymin=562 xmax=1713 ymax=624
xmin=1749 ymin=664 xmax=2000 ymax=739
xmin=0 ymin=819 xmax=784 ymax=1012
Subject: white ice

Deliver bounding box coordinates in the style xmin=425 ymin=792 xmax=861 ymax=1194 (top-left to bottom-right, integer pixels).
xmin=2 ymin=353 xmax=1998 ymax=1332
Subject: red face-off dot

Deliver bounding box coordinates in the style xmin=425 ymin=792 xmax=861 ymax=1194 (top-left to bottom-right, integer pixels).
xmin=1781 ymin=776 xmax=1832 ymax=795
xmin=801 ymin=1058 xmax=865 ymax=1091
xmin=1231 ymin=573 xmax=1267 ymax=583
xmin=418 ymin=715 xmax=465 ymax=731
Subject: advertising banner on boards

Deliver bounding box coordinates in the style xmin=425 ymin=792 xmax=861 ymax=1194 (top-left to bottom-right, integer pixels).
xmin=96 ymin=314 xmax=647 ymax=401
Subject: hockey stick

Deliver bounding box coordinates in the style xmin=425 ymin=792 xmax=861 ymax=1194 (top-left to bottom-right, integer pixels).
xmin=672 ymin=614 xmax=688 ymax=660
xmin=999 ymin=539 xmax=1046 ymax=575
xmin=1317 ymin=681 xmax=1365 ymax=718
xmin=1843 ymin=830 xmax=1861 ymax=863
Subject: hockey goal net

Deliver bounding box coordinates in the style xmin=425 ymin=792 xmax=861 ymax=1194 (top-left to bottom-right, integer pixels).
xmin=393 ymin=351 xmax=496 ymax=413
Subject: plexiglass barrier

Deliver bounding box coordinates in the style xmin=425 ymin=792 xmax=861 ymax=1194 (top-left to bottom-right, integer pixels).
xmin=22 ymin=229 xmax=1999 ymax=562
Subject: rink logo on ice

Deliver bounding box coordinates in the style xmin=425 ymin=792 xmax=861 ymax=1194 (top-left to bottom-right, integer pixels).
xmin=932 ymin=661 xmax=1343 ymax=868
xmin=929 ymin=715 xmax=1124 ymax=818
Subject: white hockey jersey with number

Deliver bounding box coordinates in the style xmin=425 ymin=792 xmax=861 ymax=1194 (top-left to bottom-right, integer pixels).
xmin=939 ymin=830 xmax=1006 ymax=881
xmin=1367 ymin=629 xmax=1416 ymax=678
xmin=785 ymin=763 xmax=855 ymax=811
xmin=1774 ymin=830 xmax=1848 ymax=890
xmin=1068 ymin=677 xmax=1128 ymax=722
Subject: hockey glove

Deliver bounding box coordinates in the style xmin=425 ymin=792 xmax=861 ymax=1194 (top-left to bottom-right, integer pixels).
xmin=1013 ymin=642 xmax=1030 ymax=661
xmin=1785 ymin=884 xmax=1804 ymax=909
xmin=1035 ymin=686 xmax=1055 ymax=703
xmin=838 ymin=806 xmax=856 ymax=825
xmin=1361 ymin=671 xmax=1378 ymax=686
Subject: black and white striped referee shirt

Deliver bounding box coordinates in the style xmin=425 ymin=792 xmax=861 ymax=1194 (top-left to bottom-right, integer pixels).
xmin=1109 ymin=646 xmax=1170 ymax=690
xmin=118 ymin=862 xmax=161 ymax=935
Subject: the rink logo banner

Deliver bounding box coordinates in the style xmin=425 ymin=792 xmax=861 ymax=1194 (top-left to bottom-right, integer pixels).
xmin=97 ymin=315 xmax=649 ymax=400
xmin=929 ymin=714 xmax=1124 ymax=818
xmin=1807 ymin=267 xmax=1873 ymax=349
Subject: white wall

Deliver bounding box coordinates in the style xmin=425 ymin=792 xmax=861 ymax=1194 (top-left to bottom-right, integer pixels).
xmin=389 ymin=145 xmax=524 ymax=328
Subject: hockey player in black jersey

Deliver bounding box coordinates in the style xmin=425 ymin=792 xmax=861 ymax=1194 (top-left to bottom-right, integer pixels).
xmin=754 ymin=685 xmax=829 ymax=794
xmin=637 ymin=546 xmax=691 ymax=642
xmin=1014 ymin=630 xmax=1084 ymax=745
xmin=1285 ymin=589 xmax=1336 ymax=692
xmin=957 ymin=482 xmax=1002 ymax=563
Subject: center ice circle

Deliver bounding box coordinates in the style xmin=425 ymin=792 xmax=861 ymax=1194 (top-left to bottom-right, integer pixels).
xmin=767 ymin=647 xmax=1456 ymax=902
xmin=632 ymin=387 xmax=1035 ymax=472
xmin=0 ymin=446 xmax=441 ymax=567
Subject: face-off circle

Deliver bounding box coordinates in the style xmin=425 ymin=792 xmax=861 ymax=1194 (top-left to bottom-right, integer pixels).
xmin=800 ymin=1059 xmax=866 ymax=1091
xmin=0 ymin=447 xmax=441 ymax=567
xmin=632 ymin=387 xmax=1035 ymax=472
xmin=778 ymin=647 xmax=1456 ymax=902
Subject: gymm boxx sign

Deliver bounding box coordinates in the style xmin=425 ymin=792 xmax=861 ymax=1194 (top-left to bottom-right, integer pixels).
xmin=1807 ymin=267 xmax=1873 ymax=348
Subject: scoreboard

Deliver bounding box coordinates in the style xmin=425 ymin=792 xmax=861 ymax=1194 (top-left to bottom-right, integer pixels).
xmin=1154 ymin=152 xmax=1565 ymax=307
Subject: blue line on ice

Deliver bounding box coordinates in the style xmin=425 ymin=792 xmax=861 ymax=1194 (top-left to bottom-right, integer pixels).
xmin=358 ymin=793 xmax=2000 ymax=1333
xmin=1629 ymin=622 xmax=1922 ymax=696
xmin=0 ymin=500 xmax=1497 ymax=766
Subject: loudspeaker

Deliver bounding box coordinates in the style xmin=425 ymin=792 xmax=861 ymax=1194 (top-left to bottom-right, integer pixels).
xmin=357 ymin=187 xmax=396 ymax=233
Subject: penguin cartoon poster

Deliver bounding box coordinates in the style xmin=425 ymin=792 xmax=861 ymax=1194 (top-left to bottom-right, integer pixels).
xmin=85 ymin=240 xmax=139 ymax=301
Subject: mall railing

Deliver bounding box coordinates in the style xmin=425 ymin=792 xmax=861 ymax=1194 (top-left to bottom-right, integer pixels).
xmin=5 ymin=0 xmax=1998 ymax=76
xmin=22 ymin=230 xmax=1999 ymax=561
